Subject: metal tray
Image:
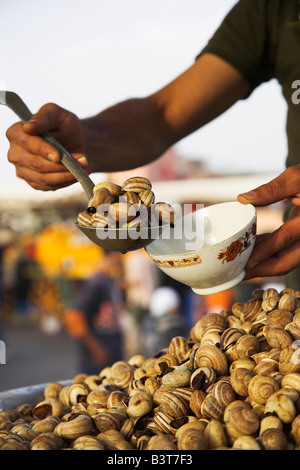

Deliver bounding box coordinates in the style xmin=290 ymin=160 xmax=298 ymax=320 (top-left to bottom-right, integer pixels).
xmin=0 ymin=379 xmax=71 ymax=412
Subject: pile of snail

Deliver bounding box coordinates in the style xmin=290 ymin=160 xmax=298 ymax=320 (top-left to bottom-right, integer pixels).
xmin=77 ymin=177 xmax=175 ymax=230
xmin=1 ymin=286 xmax=300 ymax=450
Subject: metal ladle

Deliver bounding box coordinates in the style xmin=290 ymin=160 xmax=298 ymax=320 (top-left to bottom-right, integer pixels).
xmin=0 ymin=91 xmax=166 ymax=253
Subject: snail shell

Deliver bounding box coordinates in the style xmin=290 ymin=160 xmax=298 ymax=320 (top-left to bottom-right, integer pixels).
xmin=229 ymin=357 xmax=256 ymax=373
xmin=281 ymin=372 xmax=300 ymax=393
xmin=10 ymin=424 xmax=38 ymax=442
xmin=235 ymin=334 xmax=260 ymax=358
xmin=159 ymin=391 xmax=190 ymax=418
xmin=154 ymin=353 xmax=179 ymax=372
xmin=72 ymin=435 xmax=105 ymax=450
xmin=190 ymin=367 xmax=217 ymax=391
xmin=265 ymin=327 xmax=293 ymax=349
xmin=204 ymin=419 xmax=228 ymax=449
xmin=242 ymin=299 xmax=262 ymax=322
xmin=94 ymin=411 xmax=121 ymax=433
xmin=260 ymin=428 xmax=288 ymax=450
xmin=32 ymin=399 xmax=65 ymax=419
xmin=119 ymin=190 xmax=141 ymax=206
xmin=126 ymin=392 xmax=153 ymax=418
xmin=120 ymin=418 xmax=135 ymax=441
xmin=67 ymin=383 xmax=89 ymax=405
xmin=121 ymin=176 xmax=152 ymax=193
xmin=211 ymin=381 xmax=236 ymax=410
xmin=189 ymin=390 xmax=206 ymax=418
xmin=231 ymin=302 xmax=244 ymax=319
xmin=31 ymin=416 xmax=60 ymax=434
xmin=293 ymin=312 xmax=300 ymax=329
xmin=252 ymin=288 xmax=264 ymax=299
xmin=153 ymin=411 xmax=173 ymax=434
xmin=144 ymin=377 xmax=161 ymax=396
xmin=259 ymin=415 xmax=283 ymax=435
xmin=90 ymin=187 xmax=114 ymax=208
xmin=261 ymin=296 xmax=280 ymax=312
xmin=93 ymin=182 xmax=122 ymax=197
xmin=152 ymin=202 xmax=175 ymax=226
xmin=177 ymin=428 xmax=207 ymax=450
xmin=223 ymin=401 xmax=259 ymax=443
xmin=195 ymin=345 xmax=228 ymax=376
xmin=43 ymin=382 xmax=63 ymax=400
xmin=285 ymin=322 xmax=300 ymax=340
xmin=248 ymin=374 xmax=279 ymax=405
xmin=171 ymin=417 xmax=205 ymax=437
xmin=55 ymin=414 xmax=94 ymax=440
xmin=86 ymin=387 xmax=110 ymax=406
xmin=291 ymin=414 xmax=300 ymax=446
xmin=106 ymin=391 xmax=128 ymax=408
xmin=161 ymin=366 xmax=192 ymax=388
xmin=253 ymin=358 xmax=278 ymax=376
xmin=265 ymin=393 xmax=296 ymax=423
xmin=263 ymin=288 xmax=279 ymax=299
xmin=108 ymin=202 xmax=137 ymax=223
xmin=232 ymin=435 xmax=261 ymax=450
xmin=201 ymin=393 xmax=224 ymax=421
xmin=266 ymin=309 xmax=293 ymax=328
xmin=139 ymin=189 xmax=155 ymax=207
xmin=113 ymin=367 xmax=135 ymax=389
xmin=230 ymin=367 xmax=254 ymax=397
xmin=278 ymin=293 xmax=296 ymax=312
xmin=279 ymin=344 xmax=300 ymax=375
xmin=146 ymin=434 xmax=177 ymax=450
xmin=77 ymin=211 xmax=93 ymax=227
xmin=194 ymin=313 xmax=227 ymax=340
xmin=168 ymin=336 xmax=191 ymax=362
xmin=220 ymin=327 xmax=244 ymax=351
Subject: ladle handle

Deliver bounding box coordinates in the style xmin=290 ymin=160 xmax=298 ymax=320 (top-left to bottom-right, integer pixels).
xmin=2 ymin=91 xmax=94 ymax=200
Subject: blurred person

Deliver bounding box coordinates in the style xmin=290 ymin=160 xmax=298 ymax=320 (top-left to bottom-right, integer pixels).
xmin=63 ymin=251 xmax=126 ymax=375
xmin=140 ymin=286 xmax=188 ymax=357
xmin=5 ymin=0 xmax=300 ymax=285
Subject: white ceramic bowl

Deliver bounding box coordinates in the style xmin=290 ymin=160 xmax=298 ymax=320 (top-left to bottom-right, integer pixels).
xmin=145 ymin=201 xmax=256 ymax=295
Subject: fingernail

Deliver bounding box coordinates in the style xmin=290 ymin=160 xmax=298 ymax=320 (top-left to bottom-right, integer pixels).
xmin=239 ymin=191 xmax=257 ymax=202
xmin=47 ymin=152 xmax=60 ymax=163
xmin=77 ymin=156 xmax=88 ymax=166
xmin=246 ymin=260 xmax=257 ymax=270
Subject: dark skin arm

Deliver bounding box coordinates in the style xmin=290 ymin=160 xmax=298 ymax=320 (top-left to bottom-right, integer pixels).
xmin=5 ymin=53 xmax=251 ymax=190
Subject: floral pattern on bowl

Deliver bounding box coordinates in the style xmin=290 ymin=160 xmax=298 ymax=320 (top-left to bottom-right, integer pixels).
xmin=217 ymin=222 xmax=256 ymax=264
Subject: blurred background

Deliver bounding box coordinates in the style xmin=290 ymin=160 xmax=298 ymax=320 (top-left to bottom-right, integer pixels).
xmin=0 ymin=0 xmax=288 ymax=392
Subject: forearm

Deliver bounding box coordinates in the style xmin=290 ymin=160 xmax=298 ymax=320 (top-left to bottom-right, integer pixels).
xmin=81 ymin=96 xmax=172 ymax=173
xmin=81 ymin=54 xmax=251 ymax=174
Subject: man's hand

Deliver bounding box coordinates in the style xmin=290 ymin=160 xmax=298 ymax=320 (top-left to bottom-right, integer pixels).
xmin=6 ymin=103 xmax=90 ymax=191
xmin=238 ymin=165 xmax=300 ymax=279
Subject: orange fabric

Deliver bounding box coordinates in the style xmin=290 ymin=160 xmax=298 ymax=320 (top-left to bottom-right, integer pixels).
xmin=63 ymin=309 xmax=89 ymax=339
xmin=204 ymin=290 xmax=233 ymax=312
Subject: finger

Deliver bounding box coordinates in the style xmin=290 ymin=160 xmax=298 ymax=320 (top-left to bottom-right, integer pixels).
xmin=238 ymin=165 xmax=300 ymax=206
xmin=244 ymin=240 xmax=300 ymax=279
xmin=246 ymin=217 xmax=300 ymax=270
xmin=6 ymin=121 xmax=61 ymax=162
xmin=8 ymin=145 xmax=88 ymax=174
xmin=15 ymin=165 xmax=79 ymax=191
xmin=22 ymin=102 xmax=69 ymax=136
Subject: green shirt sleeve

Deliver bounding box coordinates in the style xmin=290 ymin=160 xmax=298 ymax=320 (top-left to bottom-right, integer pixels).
xmin=199 ymin=0 xmax=275 ymax=91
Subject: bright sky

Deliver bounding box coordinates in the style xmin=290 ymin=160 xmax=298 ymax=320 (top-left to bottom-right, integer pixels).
xmin=0 ymin=0 xmax=288 ymax=193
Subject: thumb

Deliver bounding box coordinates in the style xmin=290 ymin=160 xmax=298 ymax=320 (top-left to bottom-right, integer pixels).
xmin=238 ymin=166 xmax=300 ymax=207
xmin=23 ymin=103 xmax=67 ymax=135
